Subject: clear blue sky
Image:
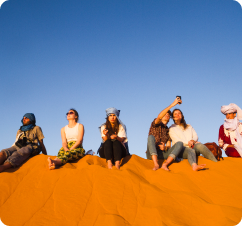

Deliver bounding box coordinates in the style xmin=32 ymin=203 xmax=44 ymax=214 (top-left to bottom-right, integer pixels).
xmin=0 ymin=0 xmax=241 ymax=158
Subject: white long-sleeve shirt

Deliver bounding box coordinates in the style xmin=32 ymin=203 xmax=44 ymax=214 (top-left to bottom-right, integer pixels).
xmin=169 ymin=124 xmax=198 ymax=147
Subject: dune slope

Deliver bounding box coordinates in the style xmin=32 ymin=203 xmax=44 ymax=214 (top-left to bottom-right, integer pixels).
xmin=0 ymin=154 xmax=242 ymax=226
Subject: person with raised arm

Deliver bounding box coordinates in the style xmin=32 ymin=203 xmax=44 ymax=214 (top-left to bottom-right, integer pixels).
xmin=146 ymin=97 xmax=184 ymax=171
xmin=219 ymin=103 xmax=242 ymax=157
xmin=0 ymin=113 xmax=47 ymax=173
xmin=99 ymin=107 xmax=129 ymax=170
xmin=48 ymin=109 xmax=85 ymax=169
xmin=169 ymin=109 xmax=217 ymax=171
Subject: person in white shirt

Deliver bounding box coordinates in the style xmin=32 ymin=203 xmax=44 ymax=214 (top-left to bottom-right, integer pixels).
xmin=48 ymin=109 xmax=85 ymax=169
xmin=99 ymin=107 xmax=129 ymax=170
xmin=169 ymin=109 xmax=217 ymax=171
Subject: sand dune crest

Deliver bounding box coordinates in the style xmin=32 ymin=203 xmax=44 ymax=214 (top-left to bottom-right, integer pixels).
xmin=0 ymin=154 xmax=241 ymax=226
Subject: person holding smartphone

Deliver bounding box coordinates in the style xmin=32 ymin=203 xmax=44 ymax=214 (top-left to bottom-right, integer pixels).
xmin=146 ymin=97 xmax=183 ymax=171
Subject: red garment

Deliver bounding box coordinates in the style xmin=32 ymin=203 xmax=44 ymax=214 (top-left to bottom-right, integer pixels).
xmin=218 ymin=124 xmax=241 ymax=157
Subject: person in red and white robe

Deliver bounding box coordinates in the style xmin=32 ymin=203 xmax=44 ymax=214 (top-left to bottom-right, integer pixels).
xmin=218 ymin=103 xmax=242 ymax=157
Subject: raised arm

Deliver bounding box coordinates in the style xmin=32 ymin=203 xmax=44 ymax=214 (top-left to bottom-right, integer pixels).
xmin=155 ymin=98 xmax=182 ymax=124
xmin=69 ymin=124 xmax=84 ymax=150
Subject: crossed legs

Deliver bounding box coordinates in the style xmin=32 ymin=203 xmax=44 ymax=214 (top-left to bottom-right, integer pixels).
xmin=47 ymin=157 xmax=62 ymax=170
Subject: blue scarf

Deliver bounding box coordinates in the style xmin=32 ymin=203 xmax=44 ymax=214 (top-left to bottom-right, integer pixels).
xmin=99 ymin=107 xmax=127 ymax=133
xmin=20 ymin=113 xmax=36 ymax=131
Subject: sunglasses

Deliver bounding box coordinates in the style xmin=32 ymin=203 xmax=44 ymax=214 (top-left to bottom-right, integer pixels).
xmin=66 ymin=112 xmax=74 ymax=115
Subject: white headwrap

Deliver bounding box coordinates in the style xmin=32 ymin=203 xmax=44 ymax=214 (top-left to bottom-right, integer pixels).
xmin=221 ymin=103 xmax=242 ymax=120
xmin=221 ymin=103 xmax=242 ymax=157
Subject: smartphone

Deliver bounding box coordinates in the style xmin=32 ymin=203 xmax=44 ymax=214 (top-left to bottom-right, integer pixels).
xmin=176 ymin=96 xmax=182 ymax=104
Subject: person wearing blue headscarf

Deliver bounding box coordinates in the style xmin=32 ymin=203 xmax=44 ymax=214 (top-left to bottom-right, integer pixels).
xmin=0 ymin=113 xmax=47 ymax=173
xmin=98 ymin=107 xmax=129 ymax=169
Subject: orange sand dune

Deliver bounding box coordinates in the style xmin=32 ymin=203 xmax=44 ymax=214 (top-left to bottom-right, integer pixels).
xmin=0 ymin=154 xmax=242 ymax=226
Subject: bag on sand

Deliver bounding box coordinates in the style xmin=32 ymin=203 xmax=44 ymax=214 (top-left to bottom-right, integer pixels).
xmin=204 ymin=142 xmax=223 ymax=161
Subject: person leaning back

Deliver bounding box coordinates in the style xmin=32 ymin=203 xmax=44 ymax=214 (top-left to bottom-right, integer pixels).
xmin=0 ymin=113 xmax=47 ymax=173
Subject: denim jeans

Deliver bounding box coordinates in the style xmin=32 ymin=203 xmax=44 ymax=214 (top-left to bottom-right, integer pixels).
xmin=1 ymin=145 xmax=34 ymax=167
xmin=177 ymin=143 xmax=218 ymax=166
xmin=193 ymin=143 xmax=218 ymax=162
xmin=178 ymin=147 xmax=197 ymax=166
xmin=146 ymin=135 xmax=183 ymax=160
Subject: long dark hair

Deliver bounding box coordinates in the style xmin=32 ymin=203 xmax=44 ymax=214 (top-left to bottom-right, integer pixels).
xmin=69 ymin=108 xmax=79 ymax=122
xmin=171 ymin=109 xmax=188 ymax=129
xmin=105 ymin=115 xmax=120 ymax=137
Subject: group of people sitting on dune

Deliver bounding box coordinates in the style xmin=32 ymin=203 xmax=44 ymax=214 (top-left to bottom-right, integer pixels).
xmin=0 ymin=98 xmax=241 ymax=173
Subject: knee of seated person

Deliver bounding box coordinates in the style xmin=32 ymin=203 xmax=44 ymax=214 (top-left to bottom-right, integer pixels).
xmin=113 ymin=140 xmax=121 ymax=146
xmin=189 ymin=148 xmax=196 ymax=154
xmin=175 ymin=141 xmax=183 ymax=148
xmin=105 ymin=139 xmax=112 ymax=144
xmin=194 ymin=143 xmax=204 ymax=148
xmin=19 ymin=146 xmax=32 ymax=155
xmin=148 ymin=135 xmax=155 ymax=142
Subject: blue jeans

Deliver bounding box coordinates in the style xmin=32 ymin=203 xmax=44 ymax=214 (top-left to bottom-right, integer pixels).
xmin=1 ymin=145 xmax=34 ymax=167
xmin=146 ymin=135 xmax=183 ymax=160
xmin=178 ymin=143 xmax=218 ymax=166
xmin=193 ymin=143 xmax=218 ymax=162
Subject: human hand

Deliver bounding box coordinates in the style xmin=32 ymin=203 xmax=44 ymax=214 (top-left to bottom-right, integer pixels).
xmin=64 ymin=147 xmax=70 ymax=152
xmin=110 ymin=133 xmax=117 ymax=140
xmin=227 ymin=144 xmax=235 ymax=148
xmin=158 ymin=142 xmax=165 ymax=151
xmin=103 ymin=129 xmax=108 ymax=136
xmin=171 ymin=97 xmax=182 ymax=107
xmin=188 ymin=140 xmax=195 ymax=148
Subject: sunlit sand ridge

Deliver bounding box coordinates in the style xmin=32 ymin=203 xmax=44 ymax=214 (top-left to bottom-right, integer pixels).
xmin=0 ymin=154 xmax=242 ymax=226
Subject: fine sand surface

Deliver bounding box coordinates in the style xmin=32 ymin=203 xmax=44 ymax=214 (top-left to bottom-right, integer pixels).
xmin=0 ymin=154 xmax=242 ymax=226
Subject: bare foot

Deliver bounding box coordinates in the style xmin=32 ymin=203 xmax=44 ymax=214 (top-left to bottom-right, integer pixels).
xmin=107 ymin=160 xmax=112 ymax=169
xmin=192 ymin=163 xmax=206 ymax=171
xmin=47 ymin=157 xmax=56 ymax=170
xmin=152 ymin=164 xmax=160 ymax=171
xmin=0 ymin=162 xmax=12 ymax=173
xmin=0 ymin=152 xmax=7 ymax=165
xmin=115 ymin=161 xmax=120 ymax=170
xmin=161 ymin=163 xmax=170 ymax=171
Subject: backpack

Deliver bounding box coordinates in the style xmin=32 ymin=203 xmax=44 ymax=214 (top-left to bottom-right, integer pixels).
xmin=204 ymin=142 xmax=223 ymax=161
